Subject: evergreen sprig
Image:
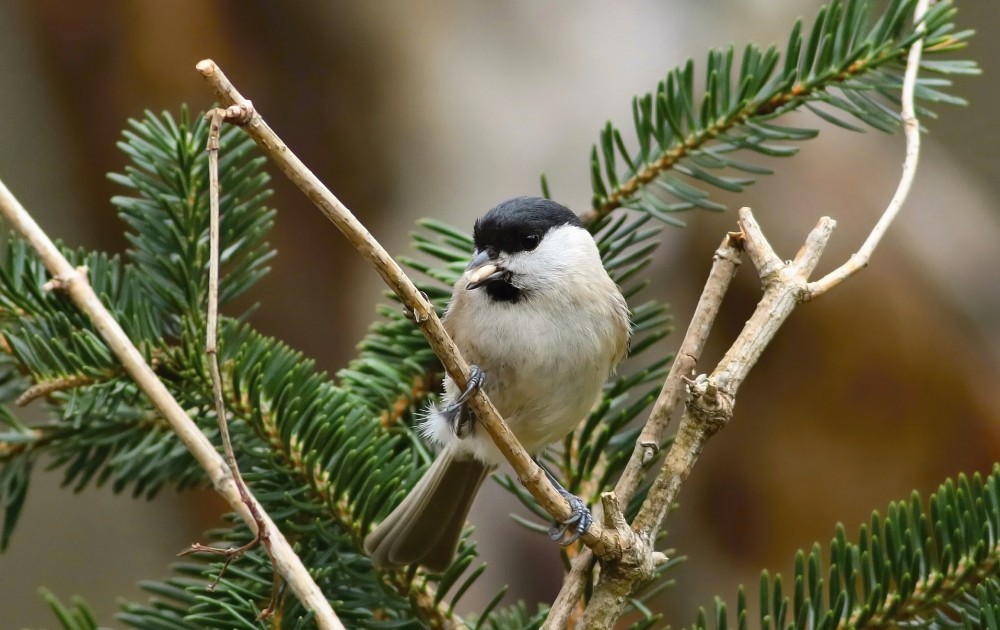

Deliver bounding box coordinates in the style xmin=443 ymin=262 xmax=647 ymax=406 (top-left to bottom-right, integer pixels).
xmin=693 ymin=466 xmax=1000 ymax=630
xmin=0 ymin=107 xmax=274 ymax=531
xmin=0 ymin=106 xmax=672 ymax=627
xmin=109 ymin=110 xmax=276 ymax=327
xmin=0 ymin=110 xmax=469 ymax=627
xmin=955 ymin=579 xmax=1000 ymax=629
xmin=577 ymin=0 xmax=976 ymax=225
xmin=41 ymin=588 xmax=100 ymax=630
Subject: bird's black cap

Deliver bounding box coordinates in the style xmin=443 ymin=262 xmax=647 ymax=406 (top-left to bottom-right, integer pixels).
xmin=473 ymin=197 xmax=582 ymax=255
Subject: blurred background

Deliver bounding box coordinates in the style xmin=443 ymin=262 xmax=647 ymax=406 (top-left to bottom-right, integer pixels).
xmin=0 ymin=1 xmax=997 ymax=627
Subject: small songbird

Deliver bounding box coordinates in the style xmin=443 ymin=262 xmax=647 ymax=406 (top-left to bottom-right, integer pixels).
xmin=365 ymin=196 xmax=630 ymax=572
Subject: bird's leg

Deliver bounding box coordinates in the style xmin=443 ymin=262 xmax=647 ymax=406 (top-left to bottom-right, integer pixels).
xmin=442 ymin=401 xmax=474 ymax=438
xmin=537 ymin=460 xmax=592 ymax=545
xmin=444 ymin=364 xmax=485 ymax=438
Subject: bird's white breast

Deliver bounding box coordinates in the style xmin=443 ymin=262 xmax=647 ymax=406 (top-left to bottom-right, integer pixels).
xmin=424 ymin=227 xmax=629 ymax=465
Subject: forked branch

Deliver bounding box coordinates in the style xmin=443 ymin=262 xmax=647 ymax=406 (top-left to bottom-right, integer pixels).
xmin=546 ymin=234 xmax=744 ymax=628
xmin=579 ymin=2 xmax=932 ymax=625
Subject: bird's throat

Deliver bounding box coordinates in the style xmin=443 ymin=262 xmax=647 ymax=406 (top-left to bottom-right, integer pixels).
xmin=484 ymin=279 xmax=522 ymax=303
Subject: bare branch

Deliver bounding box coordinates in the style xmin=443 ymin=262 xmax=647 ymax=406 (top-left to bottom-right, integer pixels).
xmin=195 ymin=59 xmax=631 ymax=557
xmin=177 ymin=107 xmax=283 ymax=618
xmin=0 ymin=178 xmax=344 ymax=630
xmin=546 ymin=233 xmax=744 ymax=628
xmin=580 ymin=0 xmax=930 ymax=602
xmin=584 ymin=209 xmax=836 ymax=626
xmin=807 ymin=0 xmax=930 ymax=298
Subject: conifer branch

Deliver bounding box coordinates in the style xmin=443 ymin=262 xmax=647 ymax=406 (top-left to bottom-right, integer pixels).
xmin=0 ymin=178 xmax=344 ymax=630
xmin=195 ymin=59 xmax=634 ymax=559
xmin=697 ymin=469 xmax=1000 ymax=629
xmin=575 ymin=0 xmax=973 ymax=228
xmin=221 ymin=358 xmax=466 ymax=627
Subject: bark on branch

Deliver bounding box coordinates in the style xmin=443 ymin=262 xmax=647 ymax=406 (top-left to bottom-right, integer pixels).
xmin=582 ymin=210 xmax=836 ymax=626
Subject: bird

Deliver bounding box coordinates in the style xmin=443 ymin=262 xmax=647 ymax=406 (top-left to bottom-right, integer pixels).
xmin=364 ymin=196 xmax=630 ymax=572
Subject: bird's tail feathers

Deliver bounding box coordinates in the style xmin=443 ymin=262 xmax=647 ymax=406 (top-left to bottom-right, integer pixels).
xmin=364 ymin=448 xmax=489 ymax=572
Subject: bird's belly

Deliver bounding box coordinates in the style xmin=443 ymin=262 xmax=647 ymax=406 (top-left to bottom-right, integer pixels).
xmin=479 ymin=358 xmax=598 ymax=450
xmin=452 ymin=307 xmax=612 ymax=454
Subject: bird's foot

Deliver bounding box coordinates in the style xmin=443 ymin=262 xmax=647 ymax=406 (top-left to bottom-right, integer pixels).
xmin=444 ymin=364 xmax=485 ymax=438
xmin=540 ymin=464 xmax=592 ymax=545
xmin=445 ymin=364 xmax=484 ymax=412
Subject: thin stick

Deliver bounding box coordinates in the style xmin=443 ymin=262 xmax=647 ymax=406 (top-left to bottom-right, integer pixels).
xmin=807 ymin=0 xmax=929 ymax=298
xmin=178 ymin=108 xmax=283 ymax=617
xmin=0 ymin=178 xmax=344 ymax=630
xmin=614 ymin=234 xmax=743 ymax=503
xmin=196 ymin=59 xmax=630 ymax=557
xmin=631 ymin=213 xmax=833 ymax=534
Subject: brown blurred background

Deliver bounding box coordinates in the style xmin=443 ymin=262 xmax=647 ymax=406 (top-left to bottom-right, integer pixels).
xmin=0 ymin=1 xmax=997 ymax=627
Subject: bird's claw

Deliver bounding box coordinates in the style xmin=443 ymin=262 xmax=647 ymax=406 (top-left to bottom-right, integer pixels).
xmin=444 ymin=364 xmax=484 ymax=414
xmin=539 ymin=463 xmax=592 ymax=545
xmin=548 ymin=493 xmax=593 ymax=545
xmin=444 ymin=365 xmax=485 ymax=438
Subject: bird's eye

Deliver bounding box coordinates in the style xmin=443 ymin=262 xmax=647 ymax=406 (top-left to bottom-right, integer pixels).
xmin=522 ymin=233 xmax=540 ymax=251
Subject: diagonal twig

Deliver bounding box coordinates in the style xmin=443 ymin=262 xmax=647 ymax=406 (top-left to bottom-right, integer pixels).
xmin=195 ymin=59 xmax=634 ymax=559
xmin=545 ymin=233 xmax=744 ymax=628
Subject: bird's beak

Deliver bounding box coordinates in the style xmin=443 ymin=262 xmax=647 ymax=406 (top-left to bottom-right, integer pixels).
xmin=465 ymin=249 xmax=506 ymax=290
